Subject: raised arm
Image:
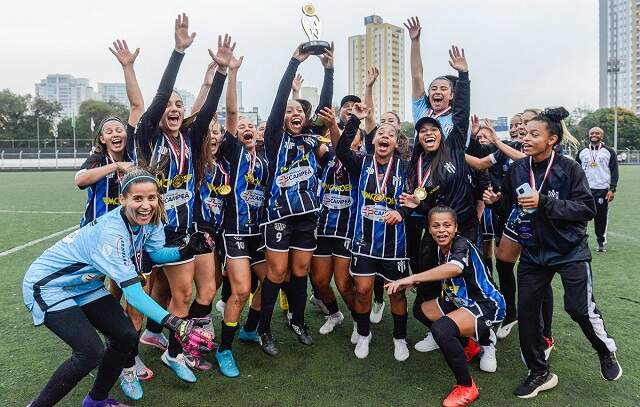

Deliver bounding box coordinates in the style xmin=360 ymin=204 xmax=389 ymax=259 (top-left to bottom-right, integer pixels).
xmin=364 ymin=67 xmax=379 ymax=134
xmin=291 ymin=74 xmax=303 ymax=100
xmin=109 ymin=40 xmax=143 ymax=126
xmin=447 ymin=45 xmax=470 ymax=151
xmin=317 ymin=106 xmax=341 ymax=149
xmin=336 ymin=104 xmax=368 ymax=178
xmin=405 ymin=17 xmax=425 ymax=100
xmin=191 ymin=62 xmax=217 ymax=115
xmin=224 ymin=52 xmax=244 ymax=136
xmin=315 ymin=43 xmax=334 ymax=114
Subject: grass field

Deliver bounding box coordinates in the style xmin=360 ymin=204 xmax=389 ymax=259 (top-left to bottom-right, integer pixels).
xmin=0 ymin=169 xmax=639 ymax=407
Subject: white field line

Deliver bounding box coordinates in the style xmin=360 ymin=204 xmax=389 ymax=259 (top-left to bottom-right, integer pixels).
xmin=0 ymin=210 xmax=82 ymax=214
xmin=0 ymin=225 xmax=78 ymax=257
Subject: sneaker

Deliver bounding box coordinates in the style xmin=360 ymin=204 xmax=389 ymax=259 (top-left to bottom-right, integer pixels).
xmin=319 ymin=311 xmax=344 ymax=335
xmin=216 ymin=349 xmax=240 ymax=378
xmin=160 ymin=351 xmax=197 ymax=383
xmin=514 ymin=371 xmax=558 ymax=398
xmin=134 ymin=356 xmax=154 ymax=381
xmin=350 ymin=322 xmax=359 ymax=345
xmin=216 ymin=300 xmax=226 ymax=315
xmin=119 ymin=367 xmax=143 ymax=401
xmin=393 ymin=338 xmax=410 ymax=362
xmin=414 ymin=332 xmax=439 ymax=353
xmin=288 ymin=321 xmax=313 ymax=345
xmin=597 ymin=243 xmax=607 ymax=253
xmin=238 ymin=327 xmax=260 ymax=343
xmin=309 ymin=294 xmax=331 ymax=315
xmin=496 ymin=319 xmax=517 ymax=340
xmin=354 ymin=333 xmax=372 ymax=359
xmin=82 ymin=395 xmax=131 ymax=407
xmin=139 ymin=330 xmax=168 ymax=351
xmin=464 ymin=339 xmax=481 ymax=362
xmin=480 ymin=345 xmax=497 ymax=373
xmin=184 ymin=354 xmax=213 ymax=372
xmin=442 ymin=379 xmax=479 ymax=407
xmin=369 ymin=301 xmax=385 ymax=324
xmin=599 ymin=352 xmax=622 ymax=381
xmin=259 ymin=332 xmax=278 ymax=357
xmin=279 ymin=290 xmax=289 ymax=311
xmin=544 ymin=336 xmax=554 ymax=360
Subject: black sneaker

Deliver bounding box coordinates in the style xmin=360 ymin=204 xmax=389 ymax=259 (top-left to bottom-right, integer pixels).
xmin=514 ymin=371 xmax=558 ymax=399
xmin=288 ymin=321 xmax=313 ymax=346
xmin=597 ymin=243 xmax=607 ymax=252
xmin=599 ymin=352 xmax=622 ymax=381
xmin=259 ymin=332 xmax=278 ymax=357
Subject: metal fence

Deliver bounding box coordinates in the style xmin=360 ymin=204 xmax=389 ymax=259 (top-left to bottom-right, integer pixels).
xmin=0 ymin=138 xmax=93 ymax=150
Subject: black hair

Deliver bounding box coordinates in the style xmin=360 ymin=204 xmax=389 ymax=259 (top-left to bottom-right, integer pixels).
xmin=427 ymin=205 xmax=458 ymax=224
xmin=427 ymin=76 xmax=457 ymax=108
xmin=531 ymin=107 xmax=570 ymax=145
xmin=407 ymin=119 xmax=451 ymax=190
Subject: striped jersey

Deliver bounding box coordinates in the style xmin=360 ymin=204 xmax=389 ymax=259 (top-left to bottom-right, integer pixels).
xmin=219 ymin=131 xmax=268 ymax=235
xmin=194 ymin=159 xmax=229 ymax=231
xmin=317 ymin=152 xmax=357 ymax=239
xmin=438 ymin=235 xmax=505 ymax=322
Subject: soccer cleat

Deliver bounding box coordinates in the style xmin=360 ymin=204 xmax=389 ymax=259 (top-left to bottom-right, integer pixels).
xmin=319 ymin=311 xmax=345 ymax=335
xmin=161 ymin=351 xmax=197 ymax=383
xmin=496 ymin=319 xmax=518 ymax=339
xmin=599 ymin=352 xmax=622 ymax=381
xmin=393 ymin=338 xmax=410 ymax=362
xmin=309 ymin=294 xmax=330 ymax=315
xmin=597 ymin=243 xmax=607 ymax=253
xmin=442 ymin=379 xmax=479 ymax=407
xmin=238 ymin=327 xmax=260 ymax=343
xmin=139 ymin=330 xmax=168 ymax=351
xmin=279 ymin=290 xmax=289 ymax=311
xmin=216 ymin=300 xmax=226 ymax=315
xmin=134 ymin=356 xmax=154 ymax=382
xmin=288 ymin=321 xmax=314 ymax=345
xmin=464 ymin=339 xmax=481 ymax=362
xmin=369 ymin=301 xmax=385 ymax=324
xmin=82 ymin=395 xmax=131 ymax=407
xmin=350 ymin=322 xmax=359 ymax=345
xmin=184 ymin=354 xmax=213 ymax=372
xmin=216 ymin=349 xmax=240 ymax=378
xmin=514 ymin=371 xmax=558 ymax=398
xmin=414 ymin=332 xmax=440 ymax=353
xmin=354 ymin=333 xmax=372 ymax=359
xmin=119 ymin=367 xmax=143 ymax=401
xmin=544 ymin=336 xmax=554 ymax=360
xmin=259 ymin=332 xmax=279 ymax=357
xmin=480 ymin=345 xmax=497 ymax=373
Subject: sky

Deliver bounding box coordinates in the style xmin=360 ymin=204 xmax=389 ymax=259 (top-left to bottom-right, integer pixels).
xmin=0 ymin=0 xmax=599 ymax=121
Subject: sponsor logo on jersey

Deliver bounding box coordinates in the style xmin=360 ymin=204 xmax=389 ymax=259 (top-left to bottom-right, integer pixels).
xmin=276 ymin=166 xmax=313 ymax=188
xmin=240 ymin=189 xmax=265 ymax=207
xmin=204 ymin=197 xmax=224 ymax=215
xmin=322 ymin=193 xmax=353 ymax=210
xmin=361 ymin=204 xmax=390 ymax=222
xmin=102 ymin=197 xmax=120 ymax=206
xmin=162 ymin=189 xmax=193 ymax=209
xmin=158 ymin=174 xmax=192 ymax=189
xmin=361 ymin=191 xmax=396 ymax=205
xmin=322 ymin=182 xmax=352 ymax=192
xmin=274 ymin=223 xmax=286 ymax=232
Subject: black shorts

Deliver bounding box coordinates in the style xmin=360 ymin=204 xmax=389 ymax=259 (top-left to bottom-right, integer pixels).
xmin=314 ymin=236 xmax=351 ymax=258
xmin=160 ymin=229 xmax=194 ymax=266
xmin=221 ymin=233 xmax=266 ymax=266
xmin=350 ymin=255 xmax=409 ymax=282
xmin=436 ymin=296 xmax=501 ymax=342
xmin=264 ymin=213 xmax=317 ymax=252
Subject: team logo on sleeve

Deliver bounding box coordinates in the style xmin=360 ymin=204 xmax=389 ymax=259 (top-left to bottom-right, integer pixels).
xmin=276 ymin=166 xmax=313 ymax=188
xmin=361 ymin=205 xmax=390 ymax=222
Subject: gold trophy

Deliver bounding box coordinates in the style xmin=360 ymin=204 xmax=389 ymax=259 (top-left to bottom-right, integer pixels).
xmin=300 ymin=4 xmax=331 ymax=55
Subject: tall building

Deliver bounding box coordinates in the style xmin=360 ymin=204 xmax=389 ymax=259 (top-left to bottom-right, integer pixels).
xmin=97 ymin=83 xmax=128 ymax=107
xmin=300 ymin=86 xmax=320 ymax=109
xmin=348 ymin=15 xmax=405 ymax=121
xmin=599 ymin=0 xmax=640 ymax=114
xmin=175 ymin=88 xmax=195 ymax=115
xmin=35 ymin=74 xmax=96 ymax=118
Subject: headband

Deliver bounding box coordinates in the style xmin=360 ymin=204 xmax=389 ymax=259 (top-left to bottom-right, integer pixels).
xmin=120 ymin=175 xmax=158 ymax=194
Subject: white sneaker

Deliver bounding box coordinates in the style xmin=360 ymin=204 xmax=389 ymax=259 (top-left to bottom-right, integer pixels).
xmin=350 ymin=322 xmax=359 ymax=345
xmin=496 ymin=320 xmax=518 ymax=339
xmin=215 ymin=300 xmax=226 ymax=315
xmin=369 ymin=301 xmax=385 ymax=324
xmin=393 ymin=338 xmax=410 ymax=362
xmin=319 ymin=311 xmax=344 ymax=335
xmin=414 ymin=332 xmax=439 ymax=353
xmin=309 ymin=295 xmax=330 ymax=315
xmin=480 ymin=345 xmax=497 ymax=373
xmin=354 ymin=333 xmax=372 ymax=359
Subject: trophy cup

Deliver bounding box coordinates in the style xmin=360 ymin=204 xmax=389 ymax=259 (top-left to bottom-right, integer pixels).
xmin=300 ymin=4 xmax=331 ymax=55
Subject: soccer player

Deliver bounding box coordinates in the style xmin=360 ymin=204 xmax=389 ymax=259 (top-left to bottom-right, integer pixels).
xmin=386 ymin=206 xmax=505 ymax=407
xmin=336 ymin=102 xmax=410 ymax=361
xmin=575 ymin=126 xmax=619 ymax=252
xmin=484 ymin=107 xmax=621 ymax=399
xmin=23 ymin=169 xmax=214 ymax=407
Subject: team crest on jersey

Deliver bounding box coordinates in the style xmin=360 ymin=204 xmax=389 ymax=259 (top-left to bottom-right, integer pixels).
xmin=397 ymin=261 xmax=407 ymax=273
xmin=393 ymin=176 xmax=401 ymax=188
xmin=547 ymin=189 xmax=559 ymax=199
xmin=365 ymin=166 xmax=374 ymax=175
xmin=442 ymin=123 xmax=454 ymax=135
xmin=444 ymin=162 xmax=456 ymax=174
xmin=274 ymin=223 xmax=286 ymax=232
xmin=284 ymin=140 xmax=295 ymax=150
xmin=157 ymin=145 xmax=169 ymax=156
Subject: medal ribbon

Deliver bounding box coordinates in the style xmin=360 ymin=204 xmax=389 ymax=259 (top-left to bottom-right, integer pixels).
xmin=215 ymin=160 xmax=230 ymax=188
xmin=247 ymin=151 xmax=257 ymax=177
xmin=589 ymin=143 xmax=601 ymax=166
xmin=529 ymin=150 xmax=555 ymax=192
xmin=106 ymin=152 xmax=124 ymax=183
xmin=417 ymin=154 xmax=432 ymax=189
xmin=164 ymin=133 xmax=186 ymax=175
xmin=373 ymin=156 xmax=394 ymax=197
xmin=126 ymin=223 xmax=146 ymax=278
xmin=426 ymin=106 xmax=452 ymax=119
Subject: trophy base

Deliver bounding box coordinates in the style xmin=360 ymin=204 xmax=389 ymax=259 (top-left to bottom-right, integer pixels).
xmin=301 ymin=40 xmax=331 ymax=55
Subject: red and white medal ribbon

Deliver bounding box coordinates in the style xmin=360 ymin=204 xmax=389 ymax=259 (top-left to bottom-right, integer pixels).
xmin=126 ymin=223 xmax=146 ymax=276
xmin=417 ymin=154 xmax=432 ymax=189
xmin=214 ymin=160 xmax=230 ymax=187
xmin=529 ymin=150 xmax=555 ymax=192
xmin=373 ymin=156 xmax=394 ymax=197
xmin=164 ymin=133 xmax=186 ymax=175
xmin=589 ymin=143 xmax=602 ymax=166
xmin=426 ymin=106 xmax=452 ymax=119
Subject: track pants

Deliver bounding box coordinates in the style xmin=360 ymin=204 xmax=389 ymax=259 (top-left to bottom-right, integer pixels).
xmin=591 ymin=188 xmax=609 ymax=245
xmin=517 ymin=260 xmax=617 ymax=374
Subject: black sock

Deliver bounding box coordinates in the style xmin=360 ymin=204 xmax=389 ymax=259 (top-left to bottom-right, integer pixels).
xmin=244 ymin=306 xmax=260 ymax=332
xmin=289 ymin=275 xmax=308 ymax=325
xmin=219 ymin=321 xmax=239 ymax=352
xmin=250 ymin=272 xmax=259 ymax=294
xmin=281 ymin=280 xmax=292 ymax=300
xmin=496 ymin=259 xmax=517 ymax=322
xmin=326 ymin=300 xmax=339 ymax=315
xmin=484 ymin=255 xmax=494 ymax=276
xmin=542 ymin=286 xmax=553 ymax=338
xmin=373 ymin=276 xmax=384 ymax=304
xmin=126 ymin=330 xmax=142 ymax=368
xmin=356 ymin=312 xmax=370 ymax=336
xmin=188 ymin=300 xmax=212 ymax=319
xmin=412 ymin=300 xmax=432 ymax=328
xmin=431 ymin=316 xmax=472 ymax=386
xmin=392 ymin=313 xmax=408 ymax=340
xmin=258 ymin=277 xmax=281 ymax=335
xmin=146 ymin=317 xmax=164 ymax=334
xmin=221 ymin=276 xmax=231 ymax=303
xmin=350 ymin=308 xmax=358 ymax=322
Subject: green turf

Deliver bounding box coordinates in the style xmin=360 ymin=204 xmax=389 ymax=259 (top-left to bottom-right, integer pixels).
xmin=0 ymin=169 xmax=638 ymax=406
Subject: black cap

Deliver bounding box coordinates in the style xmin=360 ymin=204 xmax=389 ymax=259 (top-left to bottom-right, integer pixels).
xmin=414 ymin=116 xmax=442 ymax=133
xmin=340 ymin=95 xmax=361 ymax=108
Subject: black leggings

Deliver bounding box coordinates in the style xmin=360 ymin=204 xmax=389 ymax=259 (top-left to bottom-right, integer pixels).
xmin=32 ymin=295 xmax=138 ymax=407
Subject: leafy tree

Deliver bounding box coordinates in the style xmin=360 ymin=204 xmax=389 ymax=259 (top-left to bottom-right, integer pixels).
xmin=0 ymin=89 xmax=29 ymax=141
xmin=74 ymin=99 xmax=129 ymax=140
xmin=576 ymin=108 xmax=640 ymax=150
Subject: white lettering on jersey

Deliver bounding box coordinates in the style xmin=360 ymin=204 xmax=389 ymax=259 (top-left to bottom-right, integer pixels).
xmin=162 ymin=189 xmax=193 ymax=209
xmin=322 ymin=193 xmax=353 ymax=210
xmin=276 ymin=166 xmax=313 ymax=188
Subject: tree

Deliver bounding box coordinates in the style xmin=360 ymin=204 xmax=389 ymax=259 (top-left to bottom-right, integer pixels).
xmin=0 ymin=89 xmax=29 ymax=141
xmin=576 ymin=108 xmax=640 ymax=150
xmin=400 ymin=121 xmax=415 ymax=142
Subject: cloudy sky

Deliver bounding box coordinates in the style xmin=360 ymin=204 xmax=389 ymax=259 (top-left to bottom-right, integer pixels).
xmin=0 ymin=0 xmax=598 ymax=120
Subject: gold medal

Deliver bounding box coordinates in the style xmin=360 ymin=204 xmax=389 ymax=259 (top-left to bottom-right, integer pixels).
xmin=317 ymin=136 xmax=331 ymax=144
xmin=172 ymin=174 xmax=185 ymax=188
xmin=373 ymin=193 xmax=385 ymax=203
xmin=302 ymin=4 xmax=316 ymax=16
xmin=218 ymin=185 xmax=231 ymax=196
xmin=247 ymin=172 xmax=255 ymax=185
xmin=591 ymin=162 xmax=598 ymax=168
xmin=414 ymin=187 xmax=428 ymax=201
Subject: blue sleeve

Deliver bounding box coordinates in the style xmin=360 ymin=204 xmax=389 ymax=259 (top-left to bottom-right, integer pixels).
xmin=149 ymin=247 xmax=181 ymax=264
xmin=412 ymin=94 xmax=429 ymax=123
xmin=144 ymin=224 xmax=166 ymax=253
xmin=123 ymin=283 xmax=169 ymax=324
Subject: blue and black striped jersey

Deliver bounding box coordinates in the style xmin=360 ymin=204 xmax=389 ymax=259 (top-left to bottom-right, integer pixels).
xmin=317 ymin=152 xmax=357 ymax=239
xmin=194 ymin=159 xmax=228 ymax=230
